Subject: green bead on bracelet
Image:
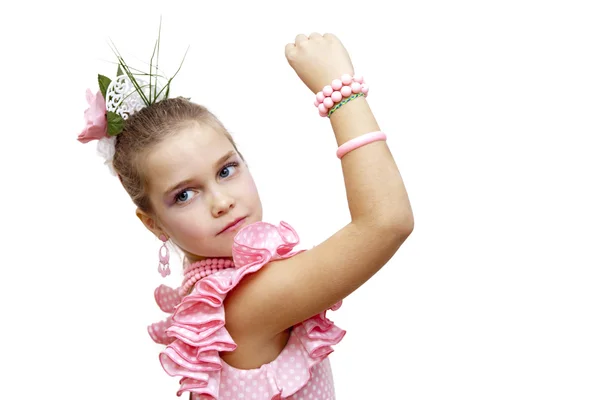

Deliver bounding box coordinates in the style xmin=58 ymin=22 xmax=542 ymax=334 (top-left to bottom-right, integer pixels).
xmin=328 ymin=92 xmax=366 ymax=118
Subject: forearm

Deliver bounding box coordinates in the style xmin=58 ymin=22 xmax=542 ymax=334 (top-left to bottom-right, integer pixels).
xmin=330 ymin=97 xmax=413 ymax=231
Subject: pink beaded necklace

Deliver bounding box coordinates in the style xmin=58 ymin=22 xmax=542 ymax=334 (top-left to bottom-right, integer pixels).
xmin=178 ymin=258 xmax=234 ymax=296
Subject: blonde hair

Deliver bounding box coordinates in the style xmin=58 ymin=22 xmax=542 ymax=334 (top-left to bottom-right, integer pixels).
xmin=112 ymin=97 xmax=243 ymax=213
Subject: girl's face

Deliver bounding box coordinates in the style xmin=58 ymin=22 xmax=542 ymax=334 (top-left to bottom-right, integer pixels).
xmin=137 ymin=122 xmax=263 ymax=260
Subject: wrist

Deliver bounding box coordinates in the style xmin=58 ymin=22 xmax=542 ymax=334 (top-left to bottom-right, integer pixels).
xmin=314 ymin=74 xmax=368 ymax=117
xmin=329 ymin=97 xmax=380 ymax=145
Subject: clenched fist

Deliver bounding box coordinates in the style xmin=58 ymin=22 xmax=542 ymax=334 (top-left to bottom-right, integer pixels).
xmin=285 ymin=33 xmax=355 ymax=94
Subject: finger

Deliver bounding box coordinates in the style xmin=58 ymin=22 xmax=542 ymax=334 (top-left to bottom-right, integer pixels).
xmin=295 ymin=34 xmax=308 ymax=46
xmin=284 ymin=42 xmax=296 ymax=59
xmin=308 ymin=32 xmax=322 ymax=40
xmin=323 ymin=32 xmax=338 ymax=41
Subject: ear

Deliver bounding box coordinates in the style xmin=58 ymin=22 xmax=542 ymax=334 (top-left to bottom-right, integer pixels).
xmin=136 ymin=208 xmax=164 ymax=238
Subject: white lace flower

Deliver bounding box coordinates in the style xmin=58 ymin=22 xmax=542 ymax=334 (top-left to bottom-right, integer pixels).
xmin=106 ymin=75 xmax=167 ymax=120
xmin=96 ymin=136 xmax=117 ymax=176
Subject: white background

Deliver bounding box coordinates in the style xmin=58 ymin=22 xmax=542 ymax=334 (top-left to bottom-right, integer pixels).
xmin=1 ymin=0 xmax=599 ymax=399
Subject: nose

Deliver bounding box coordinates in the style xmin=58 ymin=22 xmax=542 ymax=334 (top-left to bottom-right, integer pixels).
xmin=211 ymin=190 xmax=235 ymax=217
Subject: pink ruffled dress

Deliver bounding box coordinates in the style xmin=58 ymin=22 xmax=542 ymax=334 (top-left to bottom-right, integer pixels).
xmin=148 ymin=221 xmax=346 ymax=399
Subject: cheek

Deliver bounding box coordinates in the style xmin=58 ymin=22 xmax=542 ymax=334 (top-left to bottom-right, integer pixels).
xmin=160 ymin=205 xmax=211 ymax=241
xmin=175 ymin=219 xmax=209 ymax=238
xmin=241 ymin=175 xmax=261 ymax=204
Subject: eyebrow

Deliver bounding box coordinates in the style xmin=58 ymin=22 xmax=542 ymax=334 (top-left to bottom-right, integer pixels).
xmin=213 ymin=150 xmax=237 ymax=170
xmin=163 ymin=150 xmax=237 ymax=197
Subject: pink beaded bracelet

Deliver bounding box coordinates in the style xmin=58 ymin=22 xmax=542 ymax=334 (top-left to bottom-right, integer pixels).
xmin=315 ymin=74 xmax=369 ymax=117
xmin=336 ymin=131 xmax=387 ymax=159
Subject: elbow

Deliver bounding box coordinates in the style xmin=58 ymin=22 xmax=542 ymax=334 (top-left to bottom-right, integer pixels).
xmin=371 ymin=197 xmax=415 ymax=238
xmin=380 ymin=202 xmax=414 ymax=234
xmin=366 ymin=212 xmax=414 ymax=239
xmin=352 ymin=213 xmax=413 ymax=257
xmin=383 ymin=215 xmax=414 ymax=239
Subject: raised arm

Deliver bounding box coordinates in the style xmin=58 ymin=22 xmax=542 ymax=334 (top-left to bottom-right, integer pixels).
xmin=225 ymin=33 xmax=414 ymax=338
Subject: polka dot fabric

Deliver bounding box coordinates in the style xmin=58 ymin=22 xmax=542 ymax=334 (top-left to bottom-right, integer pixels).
xmin=206 ymin=351 xmax=336 ymax=400
xmin=151 ymin=221 xmax=345 ymax=399
xmin=148 ymin=285 xmax=186 ymax=344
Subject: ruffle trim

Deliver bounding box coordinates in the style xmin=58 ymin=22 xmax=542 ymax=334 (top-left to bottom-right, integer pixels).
xmin=154 ymin=221 xmax=345 ymax=398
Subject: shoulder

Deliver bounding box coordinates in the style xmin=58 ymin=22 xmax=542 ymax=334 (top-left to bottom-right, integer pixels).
xmin=225 ymin=220 xmax=304 ymax=332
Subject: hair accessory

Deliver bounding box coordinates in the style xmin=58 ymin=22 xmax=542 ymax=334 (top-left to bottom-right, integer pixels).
xmin=336 ymin=131 xmax=387 ymax=159
xmin=106 ymin=75 xmax=168 ymax=121
xmin=315 ymin=74 xmax=369 ymax=117
xmin=158 ymin=234 xmax=171 ymax=278
xmin=77 ymin=21 xmax=188 ymax=175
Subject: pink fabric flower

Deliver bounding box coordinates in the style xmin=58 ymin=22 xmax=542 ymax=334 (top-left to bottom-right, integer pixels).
xmin=77 ymin=89 xmax=108 ymax=143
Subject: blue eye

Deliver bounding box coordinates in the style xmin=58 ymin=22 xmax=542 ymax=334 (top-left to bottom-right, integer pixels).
xmin=175 ymin=190 xmax=194 ymax=204
xmin=219 ymin=162 xmax=238 ymax=179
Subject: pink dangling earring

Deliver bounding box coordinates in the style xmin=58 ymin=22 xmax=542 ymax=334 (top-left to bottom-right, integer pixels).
xmin=158 ymin=234 xmax=171 ymax=277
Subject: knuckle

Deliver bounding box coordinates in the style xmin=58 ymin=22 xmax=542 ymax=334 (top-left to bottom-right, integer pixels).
xmin=323 ymin=33 xmax=337 ymax=41
xmin=285 ymin=48 xmax=297 ymax=61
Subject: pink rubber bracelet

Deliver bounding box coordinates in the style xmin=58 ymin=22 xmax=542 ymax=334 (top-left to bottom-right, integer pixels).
xmin=336 ymin=131 xmax=387 ymax=159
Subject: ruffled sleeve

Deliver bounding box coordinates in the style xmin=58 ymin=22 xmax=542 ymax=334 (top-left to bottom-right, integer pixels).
xmin=154 ymin=221 xmax=345 ymax=399
xmin=148 ymin=284 xmax=185 ymax=345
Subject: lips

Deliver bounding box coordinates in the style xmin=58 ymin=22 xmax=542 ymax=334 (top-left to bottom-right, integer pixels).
xmin=218 ymin=217 xmax=246 ymax=235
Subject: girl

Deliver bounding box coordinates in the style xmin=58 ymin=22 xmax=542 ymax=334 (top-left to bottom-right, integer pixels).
xmin=78 ymin=32 xmax=414 ymax=399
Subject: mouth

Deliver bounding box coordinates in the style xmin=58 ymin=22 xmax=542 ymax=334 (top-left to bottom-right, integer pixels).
xmin=218 ymin=217 xmax=247 ymax=235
